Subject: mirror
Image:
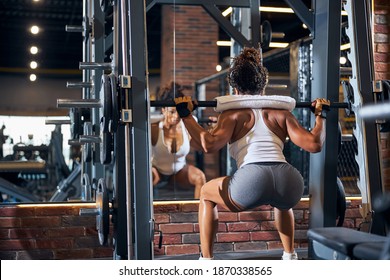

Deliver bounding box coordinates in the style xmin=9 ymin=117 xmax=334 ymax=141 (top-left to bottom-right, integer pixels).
xmin=0 ymin=2 xmax=359 ymax=204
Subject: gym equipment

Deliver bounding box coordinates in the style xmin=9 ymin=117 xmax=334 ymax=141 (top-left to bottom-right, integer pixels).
xmin=307 ymin=0 xmax=388 ymax=260
xmin=79 ymin=178 xmax=111 ymax=245
xmin=150 ymin=100 xmax=349 ymax=109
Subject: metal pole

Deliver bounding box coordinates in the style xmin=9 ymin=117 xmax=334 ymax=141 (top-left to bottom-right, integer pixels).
xmin=119 ymin=0 xmax=134 ymax=260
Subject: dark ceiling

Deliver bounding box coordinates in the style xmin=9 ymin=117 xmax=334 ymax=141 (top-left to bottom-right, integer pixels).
xmin=0 ymin=0 xmax=313 ymax=77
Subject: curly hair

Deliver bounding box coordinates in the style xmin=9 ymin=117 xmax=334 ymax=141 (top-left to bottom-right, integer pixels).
xmin=157 ymin=81 xmax=185 ymax=101
xmin=227 ymin=47 xmax=268 ymax=95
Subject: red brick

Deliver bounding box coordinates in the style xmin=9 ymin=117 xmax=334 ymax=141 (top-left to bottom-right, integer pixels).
xmin=159 ymin=234 xmax=182 ymax=245
xmin=374 ymin=1 xmax=390 ymax=9
xmin=92 ymin=247 xmax=114 ymax=259
xmin=267 ymin=241 xmax=285 ymax=250
xmin=227 ymin=222 xmax=261 ymax=232
xmin=375 ymin=53 xmax=390 ymax=62
xmin=295 ymin=230 xmax=308 ymax=240
xmin=35 ymin=205 xmax=80 ymax=216
xmin=21 ymin=217 xmax=61 ymax=228
xmin=180 ymin=203 xmax=199 ymax=212
xmin=170 ymin=212 xmax=198 ymax=223
xmin=0 ymin=239 xmax=36 ymax=250
xmin=153 ymin=204 xmax=180 ymax=213
xmin=154 ymin=213 xmax=170 ymax=224
xmin=345 ymin=208 xmax=363 ymax=219
xmin=216 ymin=232 xmax=250 ymax=242
xmin=239 ymin=211 xmax=273 ymax=221
xmin=218 ymin=212 xmax=238 ymax=222
xmin=54 ymin=249 xmax=93 ymax=260
xmin=250 ymin=231 xmax=280 ymax=241
xmin=0 ymin=206 xmax=35 ymax=217
xmin=375 ymin=24 xmax=389 ymax=34
xmin=35 ymin=238 xmax=74 ymax=249
xmin=47 ymin=227 xmax=86 ymax=238
xmin=159 ymin=223 xmax=194 ymax=233
xmin=193 ymin=222 xmax=226 ymax=233
xmin=165 ymin=244 xmax=199 ymax=255
xmin=9 ymin=228 xmax=47 ymax=239
xmin=62 ymin=216 xmax=95 ymax=227
xmin=260 ymin=221 xmax=276 ymax=231
xmin=17 ymin=250 xmax=54 ymax=260
xmin=0 ymin=217 xmax=21 ymax=228
xmin=375 ymin=62 xmax=390 ymax=72
xmin=0 ymin=229 xmax=10 ymax=239
xmin=75 ymin=236 xmax=103 ymax=248
xmin=376 ymin=43 xmax=390 ymax=53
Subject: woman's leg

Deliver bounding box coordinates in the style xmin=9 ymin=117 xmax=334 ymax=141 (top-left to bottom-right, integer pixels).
xmin=198 ymin=176 xmax=235 ymax=258
xmin=151 ymin=167 xmax=161 ymax=186
xmin=274 ymin=208 xmax=295 ymax=253
xmin=174 ymin=165 xmax=206 ymax=199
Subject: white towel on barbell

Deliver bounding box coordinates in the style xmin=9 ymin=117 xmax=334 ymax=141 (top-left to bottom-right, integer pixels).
xmin=214 ymin=95 xmax=296 ymax=113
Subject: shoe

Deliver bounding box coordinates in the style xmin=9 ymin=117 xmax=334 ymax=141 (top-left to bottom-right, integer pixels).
xmin=199 ymin=253 xmax=214 ymax=260
xmin=281 ymin=251 xmax=298 ymax=260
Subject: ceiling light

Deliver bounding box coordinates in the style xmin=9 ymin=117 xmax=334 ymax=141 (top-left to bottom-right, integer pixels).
xmin=29 ymin=74 xmax=37 ymax=82
xmin=30 ymin=46 xmax=38 ymax=55
xmin=340 ymin=43 xmax=350 ymax=51
xmin=340 ymin=57 xmax=347 ymax=64
xmin=302 ymin=23 xmax=308 ymax=29
xmin=217 ymin=41 xmax=289 ymax=49
xmin=216 ymin=41 xmax=232 ymax=47
xmin=222 ymin=7 xmax=232 ymax=17
xmin=30 ymin=25 xmax=40 ymax=35
xmin=30 ymin=61 xmax=38 ymax=69
xmin=272 ymin=32 xmax=285 ymax=39
xmin=269 ymin=42 xmax=289 ymax=48
xmin=260 ymin=7 xmax=294 ymax=13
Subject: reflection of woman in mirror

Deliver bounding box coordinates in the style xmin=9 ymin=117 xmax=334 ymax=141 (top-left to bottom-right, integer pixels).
xmin=151 ymin=81 xmax=206 ymax=199
xmin=174 ymin=47 xmax=329 ymax=260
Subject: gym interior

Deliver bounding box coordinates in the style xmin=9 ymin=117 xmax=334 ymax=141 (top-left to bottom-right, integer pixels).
xmin=0 ymin=0 xmax=389 ymax=261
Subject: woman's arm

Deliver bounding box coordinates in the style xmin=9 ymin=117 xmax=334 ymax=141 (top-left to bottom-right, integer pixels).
xmin=181 ymin=111 xmax=236 ymax=153
xmin=286 ymin=114 xmax=326 ymax=153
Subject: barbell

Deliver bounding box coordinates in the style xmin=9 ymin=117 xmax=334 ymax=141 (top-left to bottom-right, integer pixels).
xmin=150 ymin=100 xmax=350 ymax=109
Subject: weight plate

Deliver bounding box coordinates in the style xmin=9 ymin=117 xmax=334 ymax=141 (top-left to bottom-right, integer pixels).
xmin=96 ymin=178 xmax=109 ymax=245
xmin=100 ymin=120 xmax=113 ymax=165
xmin=109 ymin=73 xmax=119 ymax=133
xmin=100 ymin=74 xmax=112 ymax=133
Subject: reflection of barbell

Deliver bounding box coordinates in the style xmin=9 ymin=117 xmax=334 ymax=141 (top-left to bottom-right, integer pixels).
xmin=59 ymin=99 xmax=350 ymax=109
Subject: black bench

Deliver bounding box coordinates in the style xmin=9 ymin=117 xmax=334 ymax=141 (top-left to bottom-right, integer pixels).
xmin=307 ymin=227 xmax=388 ymax=259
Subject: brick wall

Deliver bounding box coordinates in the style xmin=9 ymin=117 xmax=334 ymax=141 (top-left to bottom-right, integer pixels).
xmin=160 ymin=5 xmax=218 ymax=87
xmin=0 ymin=203 xmax=113 ymax=260
xmin=0 ymin=199 xmax=363 ymax=259
xmin=153 ymin=199 xmax=364 ymax=256
xmin=374 ymin=0 xmax=390 ymax=192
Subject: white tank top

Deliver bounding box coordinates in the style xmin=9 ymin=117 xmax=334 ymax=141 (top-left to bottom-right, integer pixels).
xmin=229 ymin=109 xmax=286 ymax=169
xmin=151 ymin=121 xmax=190 ymax=175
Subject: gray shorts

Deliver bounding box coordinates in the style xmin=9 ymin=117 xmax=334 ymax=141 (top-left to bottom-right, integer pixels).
xmin=228 ymin=162 xmax=304 ymax=210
